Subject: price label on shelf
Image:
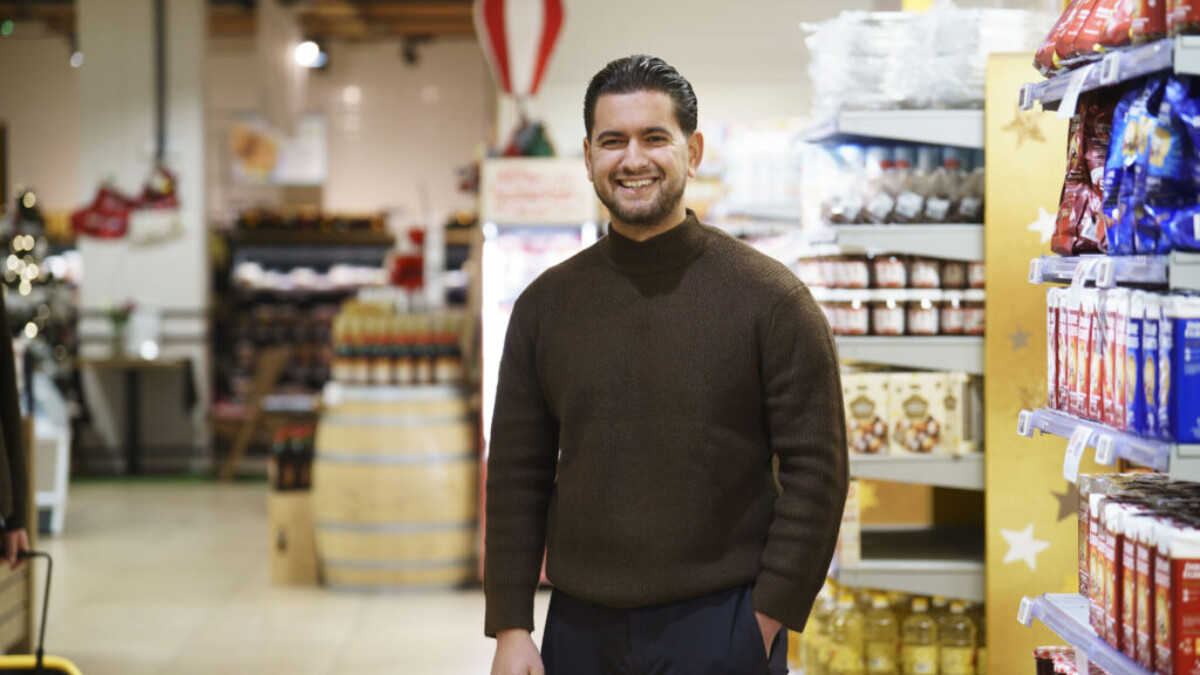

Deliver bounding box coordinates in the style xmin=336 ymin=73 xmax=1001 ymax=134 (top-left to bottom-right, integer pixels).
xmin=1017 ymin=597 xmax=1034 ymax=627
xmin=1028 ymin=259 xmax=1044 ymax=285
xmin=1099 ymin=52 xmax=1122 ymax=86
xmin=1058 ymin=71 xmax=1088 ymax=120
xmin=1019 ymin=83 xmax=1035 ymax=111
xmin=1017 ymin=410 xmax=1034 ymax=438
xmin=1095 ymin=257 xmax=1116 ymax=288
xmin=1075 ymin=648 xmax=1090 ymax=674
xmin=1095 ymin=435 xmax=1116 ymax=466
xmin=1064 ymin=426 xmax=1093 ymax=483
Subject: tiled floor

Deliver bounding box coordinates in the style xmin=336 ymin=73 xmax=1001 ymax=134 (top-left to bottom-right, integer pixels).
xmin=28 ymin=482 xmax=549 ymax=675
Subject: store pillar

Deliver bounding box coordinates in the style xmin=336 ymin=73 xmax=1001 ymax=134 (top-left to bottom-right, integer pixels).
xmin=75 ymin=0 xmax=209 ymax=470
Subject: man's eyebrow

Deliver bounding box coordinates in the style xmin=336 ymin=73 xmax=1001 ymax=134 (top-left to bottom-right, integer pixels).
xmin=595 ymin=127 xmax=675 ymax=141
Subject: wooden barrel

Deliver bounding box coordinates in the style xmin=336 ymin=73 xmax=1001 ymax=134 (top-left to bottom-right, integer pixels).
xmin=312 ymin=384 xmax=477 ymax=590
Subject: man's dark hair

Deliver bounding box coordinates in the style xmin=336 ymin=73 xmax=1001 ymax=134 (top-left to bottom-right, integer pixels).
xmin=583 ymin=55 xmax=698 ymax=139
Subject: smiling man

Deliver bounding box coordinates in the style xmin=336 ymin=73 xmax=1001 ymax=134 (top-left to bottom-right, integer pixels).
xmin=485 ymin=55 xmax=847 ymax=675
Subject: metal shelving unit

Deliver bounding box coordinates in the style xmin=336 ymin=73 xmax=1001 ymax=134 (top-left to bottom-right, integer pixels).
xmin=835 ymin=335 xmax=984 ymax=375
xmin=1019 ymin=37 xmax=1187 ymax=112
xmin=1017 ymin=594 xmax=1145 ymax=674
xmin=1017 ymin=407 xmax=1200 ymax=482
xmin=839 ymin=528 xmax=985 ymax=602
xmin=1028 ymin=252 xmax=1200 ymax=290
xmin=802 ymin=110 xmax=985 ymax=149
xmin=849 ymin=453 xmax=984 ymax=491
xmin=811 ymin=288 xmax=981 ymax=303
xmin=830 ymin=224 xmax=985 ymax=262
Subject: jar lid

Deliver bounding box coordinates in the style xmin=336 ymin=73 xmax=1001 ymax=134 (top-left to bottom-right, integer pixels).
xmin=963 ymin=289 xmax=986 ymax=303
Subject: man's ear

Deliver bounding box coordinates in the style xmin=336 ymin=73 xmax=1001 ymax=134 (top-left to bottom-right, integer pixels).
xmin=687 ymin=131 xmax=705 ymax=178
xmin=583 ymin=137 xmax=594 ymax=182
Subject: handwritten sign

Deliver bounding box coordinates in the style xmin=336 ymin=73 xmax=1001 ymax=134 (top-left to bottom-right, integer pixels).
xmin=481 ymin=158 xmax=597 ymax=225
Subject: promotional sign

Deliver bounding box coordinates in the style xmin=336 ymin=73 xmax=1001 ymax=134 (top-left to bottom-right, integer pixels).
xmin=480 ymin=158 xmax=595 ymax=225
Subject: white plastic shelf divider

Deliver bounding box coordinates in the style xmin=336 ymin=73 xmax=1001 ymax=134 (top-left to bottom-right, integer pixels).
xmin=1017 ymin=407 xmax=1200 ymax=482
xmin=830 ymin=224 xmax=985 ymax=262
xmin=802 ymin=110 xmax=984 ymax=149
xmin=849 ymin=453 xmax=984 ymax=491
xmin=1017 ymin=594 xmax=1145 ymax=675
xmin=1028 ymin=252 xmax=1200 ymax=291
xmin=835 ymin=336 xmax=984 ymax=375
xmin=1019 ymin=37 xmax=1190 ymax=111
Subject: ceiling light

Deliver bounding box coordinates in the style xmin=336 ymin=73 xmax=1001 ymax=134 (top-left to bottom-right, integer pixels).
xmin=70 ymin=51 xmax=84 ymax=68
xmin=294 ymin=41 xmax=322 ymax=68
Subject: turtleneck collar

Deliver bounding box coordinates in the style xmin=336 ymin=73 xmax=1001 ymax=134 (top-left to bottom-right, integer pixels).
xmin=602 ymin=210 xmax=710 ymax=275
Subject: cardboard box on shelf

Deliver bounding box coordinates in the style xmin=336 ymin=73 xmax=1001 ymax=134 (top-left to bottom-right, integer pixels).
xmin=943 ymin=372 xmax=982 ymax=455
xmin=888 ymin=372 xmax=947 ymax=455
xmin=843 ymin=373 xmax=891 ymax=456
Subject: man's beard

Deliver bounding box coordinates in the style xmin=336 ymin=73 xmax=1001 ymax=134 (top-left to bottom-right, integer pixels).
xmin=598 ymin=177 xmax=686 ymax=228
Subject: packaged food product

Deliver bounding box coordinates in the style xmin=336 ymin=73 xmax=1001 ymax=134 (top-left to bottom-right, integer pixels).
xmin=1159 ymin=297 xmax=1174 ymax=441
xmin=888 ymin=373 xmax=946 ymax=456
xmin=1104 ymin=502 xmax=1126 ymax=650
xmin=840 ymin=480 xmax=862 ymax=566
xmin=840 ymin=257 xmax=871 ymax=289
xmin=1055 ymin=116 xmax=1092 ymax=256
xmin=1081 ymin=475 xmax=1096 ymax=598
xmin=1078 ymin=0 xmax=1121 ymax=53
xmin=1104 ymin=86 xmax=1142 ymax=254
xmin=968 ymin=262 xmax=985 ymax=289
xmin=1049 ymin=289 xmax=1062 ymax=411
xmin=1077 ymin=290 xmax=1098 ymax=419
xmin=1132 ymin=0 xmax=1168 ymax=42
xmin=1059 ymin=288 xmax=1073 ymax=412
xmin=942 ymin=292 xmax=966 ymax=335
xmin=1090 ymin=494 xmax=1108 ymax=633
xmin=1068 ymin=288 xmax=1085 ymax=417
xmin=941 ymin=261 xmax=967 ymax=289
xmin=1141 ymin=76 xmax=1192 ymax=255
xmin=1155 ymin=523 xmax=1200 ymax=674
xmin=843 ymin=373 xmax=891 ymax=455
xmin=907 ymin=297 xmax=940 ymax=336
xmin=872 ymin=255 xmax=908 ymax=288
xmin=1134 ymin=516 xmax=1157 ymax=670
xmin=1089 ymin=289 xmax=1106 ymax=422
xmin=963 ymin=290 xmax=985 ymax=336
xmin=1171 ymin=0 xmax=1200 ymax=36
xmin=1153 ymin=519 xmax=1172 ymax=671
xmin=1117 ymin=79 xmax=1169 ymax=257
xmin=1038 ymin=0 xmax=1085 ymax=74
xmin=1100 ymin=0 xmax=1134 ymax=48
xmin=1143 ymin=295 xmax=1162 ymax=437
xmin=1122 ymin=509 xmax=1143 ymax=658
xmin=844 ymin=300 xmax=870 ymax=336
xmin=1110 ymin=289 xmax=1131 ymax=429
xmin=872 ymin=299 xmax=905 ymax=336
xmin=1163 ymin=205 xmax=1200 ymax=251
xmin=1127 ymin=292 xmax=1147 ymax=433
xmin=1168 ymin=296 xmax=1200 ymax=443
xmin=943 ymin=372 xmax=982 ymax=455
xmin=1058 ymin=0 xmax=1104 ymax=63
xmin=910 ymin=258 xmax=941 ymax=289
xmin=1101 ymin=291 xmax=1116 ymax=426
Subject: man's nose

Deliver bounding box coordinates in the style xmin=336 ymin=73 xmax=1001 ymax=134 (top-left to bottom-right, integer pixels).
xmin=621 ymin=140 xmax=650 ymax=171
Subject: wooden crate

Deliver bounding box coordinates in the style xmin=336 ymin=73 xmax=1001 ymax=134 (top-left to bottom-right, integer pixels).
xmin=268 ymin=491 xmax=319 ymax=586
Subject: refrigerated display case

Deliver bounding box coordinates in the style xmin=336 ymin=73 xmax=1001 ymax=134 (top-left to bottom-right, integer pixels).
xmin=476 ymin=157 xmax=598 ymax=578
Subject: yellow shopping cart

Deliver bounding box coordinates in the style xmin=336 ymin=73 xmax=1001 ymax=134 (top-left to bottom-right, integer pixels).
xmin=0 ymin=552 xmax=81 ymax=674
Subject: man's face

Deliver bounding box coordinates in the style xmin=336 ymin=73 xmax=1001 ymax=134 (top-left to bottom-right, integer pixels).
xmin=584 ymin=90 xmax=703 ymax=232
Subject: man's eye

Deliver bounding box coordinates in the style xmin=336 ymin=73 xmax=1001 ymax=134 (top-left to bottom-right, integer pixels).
xmin=647 ymin=136 xmax=668 ymax=144
xmin=602 ymin=139 xmax=624 ymax=148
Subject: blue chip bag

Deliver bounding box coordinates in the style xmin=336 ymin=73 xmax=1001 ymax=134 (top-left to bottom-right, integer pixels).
xmin=1114 ymin=80 xmax=1166 ymax=255
xmin=1142 ymin=76 xmax=1194 ymax=254
xmin=1104 ymin=86 xmax=1139 ymax=254
xmin=1164 ymin=206 xmax=1200 ymax=250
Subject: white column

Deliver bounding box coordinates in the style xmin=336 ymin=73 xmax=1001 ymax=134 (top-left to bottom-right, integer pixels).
xmin=76 ymin=0 xmax=209 ymax=467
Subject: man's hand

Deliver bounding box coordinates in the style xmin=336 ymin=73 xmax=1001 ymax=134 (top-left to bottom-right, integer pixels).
xmin=1 ymin=529 xmax=29 ymax=571
xmin=755 ymin=611 xmax=783 ymax=658
xmin=491 ymin=629 xmax=544 ymax=675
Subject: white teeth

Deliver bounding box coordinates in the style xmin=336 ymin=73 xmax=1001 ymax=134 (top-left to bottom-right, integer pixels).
xmin=619 ymin=179 xmax=654 ymax=188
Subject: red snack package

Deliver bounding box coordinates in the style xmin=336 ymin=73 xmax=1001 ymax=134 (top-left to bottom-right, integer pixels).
xmin=1132 ymin=0 xmax=1168 ymax=42
xmin=1171 ymin=0 xmax=1200 ymax=35
xmin=1076 ymin=0 xmax=1119 ymax=55
xmin=1102 ymin=0 xmax=1135 ymax=47
xmin=1039 ymin=0 xmax=1086 ymax=73
xmin=1059 ymin=0 xmax=1103 ymax=63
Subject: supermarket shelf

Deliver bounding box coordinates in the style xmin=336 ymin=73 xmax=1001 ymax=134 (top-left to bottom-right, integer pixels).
xmin=1020 ymin=36 xmax=1200 ymax=112
xmin=831 ymin=224 xmax=984 ymax=262
xmin=849 ymin=452 xmax=984 ymax=491
xmin=811 ymin=288 xmax=982 ymax=303
xmin=1017 ymin=407 xmax=1200 ymax=482
xmin=1028 ymin=252 xmax=1200 ymax=291
xmin=835 ymin=336 xmax=984 ymax=375
xmin=233 ymin=230 xmax=395 ymax=246
xmin=802 ymin=110 xmax=984 ymax=149
xmin=839 ymin=528 xmax=984 ymax=602
xmin=720 ymin=201 xmax=802 ymax=224
xmin=1017 ymin=594 xmax=1144 ymax=675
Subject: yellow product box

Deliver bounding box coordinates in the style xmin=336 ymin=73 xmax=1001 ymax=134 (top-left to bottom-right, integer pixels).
xmin=838 ymin=479 xmax=862 ymax=567
xmin=942 ymin=372 xmax=983 ymax=455
xmin=887 ymin=372 xmax=947 ymax=455
xmin=842 ymin=372 xmax=891 ymax=455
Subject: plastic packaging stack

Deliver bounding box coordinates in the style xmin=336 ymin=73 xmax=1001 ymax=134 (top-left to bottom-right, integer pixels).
xmin=804 ymin=3 xmax=1051 ymax=115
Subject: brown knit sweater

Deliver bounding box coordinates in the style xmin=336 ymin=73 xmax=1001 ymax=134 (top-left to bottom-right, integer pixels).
xmin=484 ymin=211 xmax=847 ymax=637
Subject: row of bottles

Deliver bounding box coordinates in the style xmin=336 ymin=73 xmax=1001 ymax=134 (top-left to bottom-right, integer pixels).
xmin=331 ymin=305 xmax=466 ymax=387
xmin=267 ymin=425 xmax=314 ymax=491
xmin=795 ymin=584 xmax=985 ymax=675
xmin=821 ymin=145 xmax=985 ymax=226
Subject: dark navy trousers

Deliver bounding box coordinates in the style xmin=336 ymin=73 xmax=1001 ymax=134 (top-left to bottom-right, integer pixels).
xmin=541 ymin=585 xmax=788 ymax=675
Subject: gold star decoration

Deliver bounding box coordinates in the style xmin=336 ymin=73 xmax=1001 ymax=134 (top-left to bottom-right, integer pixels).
xmin=1015 ymin=383 xmax=1045 ymax=413
xmin=857 ymin=480 xmax=881 ymax=514
xmin=1051 ymin=481 xmax=1079 ymax=522
xmin=1003 ymin=105 xmax=1046 ymax=147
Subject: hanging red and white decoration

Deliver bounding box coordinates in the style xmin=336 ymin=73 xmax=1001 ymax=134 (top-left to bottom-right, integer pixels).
xmin=473 ymin=0 xmax=564 ymax=99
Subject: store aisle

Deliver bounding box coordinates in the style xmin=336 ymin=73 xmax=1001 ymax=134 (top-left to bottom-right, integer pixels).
xmin=30 ymin=483 xmax=548 ymax=675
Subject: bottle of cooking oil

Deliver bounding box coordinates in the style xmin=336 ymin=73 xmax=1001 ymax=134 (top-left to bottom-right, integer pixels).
xmin=805 ymin=583 xmax=837 ymax=675
xmin=901 ymin=597 xmax=938 ymax=675
xmin=972 ymin=604 xmax=987 ymax=675
xmin=939 ymin=601 xmax=977 ymax=675
xmin=863 ymin=594 xmax=899 ymax=675
xmin=930 ymin=595 xmax=951 ymax=632
xmin=829 ymin=594 xmax=865 ymax=675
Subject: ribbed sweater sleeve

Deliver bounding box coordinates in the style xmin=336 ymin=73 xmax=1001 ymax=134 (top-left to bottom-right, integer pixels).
xmin=752 ymin=284 xmax=848 ymax=631
xmin=0 ymin=288 xmax=26 ymax=531
xmin=483 ymin=281 xmax=560 ymax=637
